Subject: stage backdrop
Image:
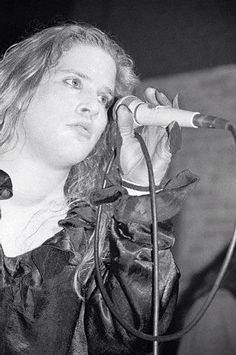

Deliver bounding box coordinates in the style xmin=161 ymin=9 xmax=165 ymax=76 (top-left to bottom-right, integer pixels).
xmin=137 ymin=64 xmax=236 ymax=297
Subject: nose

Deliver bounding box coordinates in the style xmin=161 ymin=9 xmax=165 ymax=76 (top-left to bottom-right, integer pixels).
xmin=75 ymin=91 xmax=99 ymax=119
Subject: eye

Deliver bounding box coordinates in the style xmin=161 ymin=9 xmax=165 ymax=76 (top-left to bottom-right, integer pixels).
xmin=64 ymin=78 xmax=82 ymax=89
xmin=98 ymin=94 xmax=113 ymax=109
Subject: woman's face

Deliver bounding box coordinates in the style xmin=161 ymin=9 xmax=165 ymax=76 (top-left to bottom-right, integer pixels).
xmin=17 ymin=44 xmax=117 ymax=169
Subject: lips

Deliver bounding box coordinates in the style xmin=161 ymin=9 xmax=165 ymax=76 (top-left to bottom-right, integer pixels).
xmin=67 ymin=122 xmax=92 ymax=138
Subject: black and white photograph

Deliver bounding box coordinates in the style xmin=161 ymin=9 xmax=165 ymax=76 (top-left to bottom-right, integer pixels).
xmin=0 ymin=1 xmax=236 ymax=354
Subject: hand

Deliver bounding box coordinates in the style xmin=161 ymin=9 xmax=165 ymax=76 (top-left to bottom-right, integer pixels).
xmin=117 ymin=88 xmax=181 ymax=186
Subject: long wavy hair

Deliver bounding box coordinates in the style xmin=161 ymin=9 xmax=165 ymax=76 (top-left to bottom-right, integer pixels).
xmin=0 ymin=23 xmax=139 ymax=295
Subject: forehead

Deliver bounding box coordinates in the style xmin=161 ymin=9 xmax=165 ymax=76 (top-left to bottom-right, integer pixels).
xmin=55 ymin=44 xmax=117 ymax=88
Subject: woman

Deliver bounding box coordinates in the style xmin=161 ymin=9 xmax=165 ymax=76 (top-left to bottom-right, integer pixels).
xmin=0 ymin=23 xmax=197 ymax=354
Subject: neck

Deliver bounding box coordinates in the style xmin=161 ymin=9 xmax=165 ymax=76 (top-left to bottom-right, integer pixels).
xmin=0 ymin=148 xmax=70 ymax=208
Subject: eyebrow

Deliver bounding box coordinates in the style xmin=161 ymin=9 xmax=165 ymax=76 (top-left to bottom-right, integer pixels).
xmin=56 ymin=69 xmax=115 ymax=96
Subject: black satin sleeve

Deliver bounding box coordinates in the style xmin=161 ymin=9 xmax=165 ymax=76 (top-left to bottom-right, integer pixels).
xmin=84 ymin=170 xmax=199 ymax=355
xmin=85 ymin=219 xmax=178 ymax=355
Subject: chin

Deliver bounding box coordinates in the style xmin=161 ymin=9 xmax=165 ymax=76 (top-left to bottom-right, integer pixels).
xmin=57 ymin=141 xmax=94 ymax=164
xmin=62 ymin=151 xmax=91 ymax=168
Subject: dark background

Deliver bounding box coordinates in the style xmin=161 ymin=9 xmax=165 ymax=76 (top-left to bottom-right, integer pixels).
xmin=0 ymin=0 xmax=235 ymax=79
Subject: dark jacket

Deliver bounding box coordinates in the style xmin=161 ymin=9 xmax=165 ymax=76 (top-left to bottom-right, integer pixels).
xmin=0 ymin=169 xmax=198 ymax=354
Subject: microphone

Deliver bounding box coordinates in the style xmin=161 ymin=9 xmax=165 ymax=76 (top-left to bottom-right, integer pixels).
xmin=113 ymin=95 xmax=229 ymax=129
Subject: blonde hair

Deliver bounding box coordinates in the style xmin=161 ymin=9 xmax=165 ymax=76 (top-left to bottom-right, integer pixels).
xmin=0 ymin=23 xmax=139 ymax=294
xmin=0 ymin=23 xmax=138 ymax=147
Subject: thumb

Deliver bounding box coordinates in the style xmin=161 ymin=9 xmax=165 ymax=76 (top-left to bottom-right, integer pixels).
xmin=117 ymin=105 xmax=134 ymax=140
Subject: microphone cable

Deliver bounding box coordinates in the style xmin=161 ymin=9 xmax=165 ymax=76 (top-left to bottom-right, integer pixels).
xmin=93 ymin=122 xmax=236 ymax=355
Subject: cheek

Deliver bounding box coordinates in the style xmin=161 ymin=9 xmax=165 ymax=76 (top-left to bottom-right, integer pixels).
xmin=101 ymin=111 xmax=109 ymax=129
xmin=95 ymin=112 xmax=108 ymax=136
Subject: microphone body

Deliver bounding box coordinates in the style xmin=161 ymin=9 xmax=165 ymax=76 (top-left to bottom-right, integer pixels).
xmin=113 ymin=95 xmax=229 ymax=129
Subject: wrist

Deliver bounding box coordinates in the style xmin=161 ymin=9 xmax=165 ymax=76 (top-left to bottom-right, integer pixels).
xmin=121 ymin=178 xmax=162 ymax=196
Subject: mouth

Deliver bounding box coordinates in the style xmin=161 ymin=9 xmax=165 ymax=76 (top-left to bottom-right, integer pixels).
xmin=67 ymin=122 xmax=92 ymax=138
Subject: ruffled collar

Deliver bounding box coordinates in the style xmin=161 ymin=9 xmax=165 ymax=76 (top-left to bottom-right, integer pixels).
xmin=0 ymin=169 xmax=13 ymax=200
xmin=0 ymin=167 xmax=200 ymax=263
xmin=0 ymin=169 xmax=97 ymax=263
xmin=0 ymin=170 xmax=96 ymax=318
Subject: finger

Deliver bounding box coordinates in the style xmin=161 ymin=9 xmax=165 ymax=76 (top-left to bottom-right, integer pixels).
xmin=137 ymin=127 xmax=158 ymax=162
xmin=166 ymin=121 xmax=182 ymax=154
xmin=155 ymin=88 xmax=172 ymax=106
xmin=117 ymin=105 xmax=134 ymax=140
xmin=172 ymin=93 xmax=180 ymax=109
xmin=144 ymin=87 xmax=159 ymax=105
xmin=152 ymin=132 xmax=172 ymax=183
xmin=142 ymin=125 xmax=166 ymax=152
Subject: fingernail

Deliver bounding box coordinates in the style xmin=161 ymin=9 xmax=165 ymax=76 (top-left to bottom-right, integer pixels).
xmin=154 ymin=90 xmax=162 ymax=100
xmin=148 ymin=87 xmax=156 ymax=93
